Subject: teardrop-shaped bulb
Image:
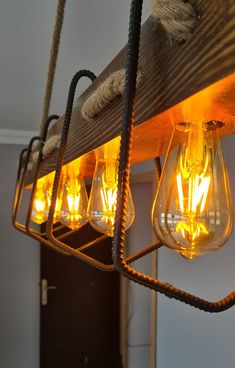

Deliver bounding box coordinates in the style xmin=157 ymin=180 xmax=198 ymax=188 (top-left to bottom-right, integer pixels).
xmin=31 ymin=177 xmax=51 ymax=224
xmin=59 ymin=162 xmax=88 ymax=230
xmin=152 ymin=121 xmax=233 ymax=260
xmin=87 ymin=139 xmax=135 ymax=237
xmin=31 ymin=173 xmax=62 ymax=224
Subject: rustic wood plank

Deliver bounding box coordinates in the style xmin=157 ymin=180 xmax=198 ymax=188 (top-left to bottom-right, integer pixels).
xmin=26 ymin=0 xmax=235 ymax=184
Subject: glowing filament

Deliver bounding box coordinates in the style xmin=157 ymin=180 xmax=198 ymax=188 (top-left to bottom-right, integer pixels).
xmin=87 ymin=138 xmax=135 ymax=237
xmin=32 ymin=191 xmax=47 ymax=223
xmin=66 ymin=190 xmax=82 ymax=223
xmin=46 ymin=188 xmax=62 ymax=222
xmin=35 ymin=198 xmax=46 ymax=212
xmin=176 ymin=148 xmax=211 ymax=243
xmin=100 ymin=186 xmax=117 ymax=226
xmin=60 ymin=173 xmax=88 ymax=231
xmin=177 ymin=173 xmax=210 ymax=215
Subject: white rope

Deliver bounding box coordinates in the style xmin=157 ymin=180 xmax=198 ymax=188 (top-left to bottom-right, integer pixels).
xmin=39 ymin=0 xmax=66 ymax=136
xmin=28 ymin=1 xmax=65 ymax=171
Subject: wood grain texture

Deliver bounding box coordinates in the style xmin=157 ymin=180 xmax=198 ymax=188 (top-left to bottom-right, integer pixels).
xmin=26 ymin=0 xmax=235 ymax=184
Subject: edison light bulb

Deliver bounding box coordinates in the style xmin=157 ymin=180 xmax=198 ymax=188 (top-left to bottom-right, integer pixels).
xmin=87 ymin=139 xmax=135 ymax=237
xmin=31 ymin=177 xmax=52 ymax=224
xmin=31 ymin=173 xmax=62 ymax=224
xmin=152 ymin=121 xmax=233 ymax=260
xmin=60 ymin=162 xmax=88 ymax=230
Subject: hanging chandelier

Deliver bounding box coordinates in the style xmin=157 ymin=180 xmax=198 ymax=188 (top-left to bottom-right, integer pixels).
xmin=12 ymin=0 xmax=235 ymax=313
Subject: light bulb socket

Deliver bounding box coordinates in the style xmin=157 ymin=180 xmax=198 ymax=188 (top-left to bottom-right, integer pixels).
xmin=176 ymin=120 xmax=225 ymax=132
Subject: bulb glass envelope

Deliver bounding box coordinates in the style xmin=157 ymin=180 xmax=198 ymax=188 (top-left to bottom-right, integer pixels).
xmin=87 ymin=138 xmax=135 ymax=237
xmin=152 ymin=120 xmax=233 ymax=260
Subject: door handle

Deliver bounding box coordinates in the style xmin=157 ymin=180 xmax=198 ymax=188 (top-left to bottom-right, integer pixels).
xmin=41 ymin=278 xmax=57 ymax=306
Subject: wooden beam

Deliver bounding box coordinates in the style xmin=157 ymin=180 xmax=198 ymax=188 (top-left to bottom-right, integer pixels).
xmin=26 ymin=0 xmax=235 ymax=184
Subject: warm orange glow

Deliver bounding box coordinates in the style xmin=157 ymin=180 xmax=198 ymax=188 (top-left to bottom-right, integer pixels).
xmin=46 ymin=188 xmax=62 ymax=222
xmin=98 ymin=153 xmax=119 ymax=235
xmin=31 ymin=176 xmax=51 ymax=224
xmin=31 ymin=172 xmax=62 ymax=224
xmin=92 ymin=138 xmax=120 ymax=235
xmin=100 ymin=169 xmax=118 ymax=229
xmin=32 ymin=192 xmax=47 ymax=224
xmin=176 ymin=172 xmax=211 ymax=215
xmin=63 ymin=176 xmax=83 ymax=226
xmin=175 ymin=123 xmax=211 ymax=254
xmin=152 ymin=118 xmax=233 ymax=260
xmin=34 ymin=197 xmax=46 ymax=212
xmin=59 ymin=160 xmax=88 ymax=231
xmin=87 ymin=137 xmax=135 ymax=237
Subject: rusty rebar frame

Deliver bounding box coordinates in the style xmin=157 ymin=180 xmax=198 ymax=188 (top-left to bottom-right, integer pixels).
xmin=12 ymin=114 xmax=108 ymax=256
xmin=12 ymin=70 xmax=161 ymax=270
xmin=12 ymin=117 xmax=70 ymax=255
xmin=112 ymin=0 xmax=235 ymax=313
xmin=45 ymin=69 xmax=162 ymax=271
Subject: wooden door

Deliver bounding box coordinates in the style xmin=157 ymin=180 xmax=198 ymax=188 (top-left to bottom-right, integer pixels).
xmin=40 ymin=223 xmax=121 ymax=368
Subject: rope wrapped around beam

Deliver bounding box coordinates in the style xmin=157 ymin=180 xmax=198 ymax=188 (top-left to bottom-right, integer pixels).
xmin=81 ymin=68 xmax=142 ymax=122
xmin=152 ymin=0 xmax=196 ymax=41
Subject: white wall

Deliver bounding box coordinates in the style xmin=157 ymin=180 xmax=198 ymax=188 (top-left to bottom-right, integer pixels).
xmin=127 ymin=182 xmax=154 ymax=368
xmin=157 ymin=134 xmax=235 ymax=368
xmin=0 ymin=145 xmax=39 ymax=368
xmin=0 ymin=0 xmax=151 ymax=132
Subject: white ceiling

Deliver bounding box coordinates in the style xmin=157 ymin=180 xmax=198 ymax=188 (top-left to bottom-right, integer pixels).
xmin=0 ymin=0 xmax=151 ymax=132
